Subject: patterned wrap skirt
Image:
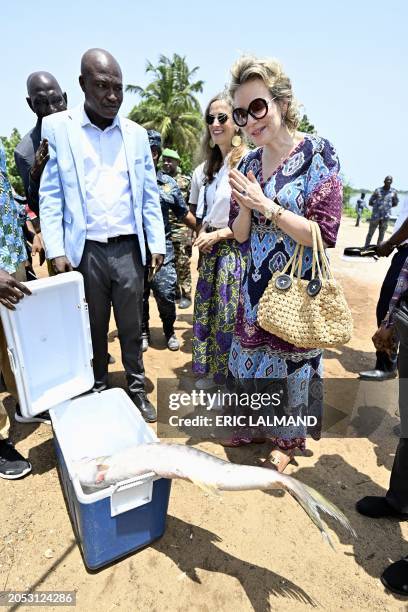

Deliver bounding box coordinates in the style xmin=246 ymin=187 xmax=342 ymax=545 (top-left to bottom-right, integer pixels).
xmin=192 ymin=240 xmax=243 ymax=384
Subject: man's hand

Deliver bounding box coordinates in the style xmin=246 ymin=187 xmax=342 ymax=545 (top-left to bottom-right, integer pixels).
xmin=0 ymin=270 xmax=31 ymax=310
xmin=372 ymin=326 xmax=396 ymax=354
xmin=31 ymin=233 xmax=45 ymax=266
xmin=30 ymin=139 xmax=49 ymax=182
xmin=376 ymin=241 xmax=395 ymax=257
xmin=150 ymin=253 xmax=164 ymax=274
xmin=52 ymin=256 xmax=73 ymax=274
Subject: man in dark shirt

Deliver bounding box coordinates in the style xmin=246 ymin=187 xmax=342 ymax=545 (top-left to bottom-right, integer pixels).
xmin=143 ymin=131 xmax=196 ymax=351
xmin=355 ymin=192 xmax=366 ymax=227
xmin=14 ymin=72 xmax=67 ymax=218
xmin=364 ymin=176 xmax=399 ymax=246
xmin=14 ymin=72 xmax=67 ymax=274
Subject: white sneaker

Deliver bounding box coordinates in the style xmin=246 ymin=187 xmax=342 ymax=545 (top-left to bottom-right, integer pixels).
xmin=195 ymin=376 xmax=216 ymax=390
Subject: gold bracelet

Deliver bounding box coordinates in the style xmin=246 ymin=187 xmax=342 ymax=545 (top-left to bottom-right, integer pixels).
xmin=264 ymin=202 xmax=284 ymax=225
xmin=273 ymin=205 xmax=285 ymax=225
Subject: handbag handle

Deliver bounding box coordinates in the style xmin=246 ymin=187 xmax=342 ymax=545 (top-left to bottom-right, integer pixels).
xmin=311 ymin=221 xmax=333 ymax=280
xmin=279 ymin=221 xmax=333 ymax=281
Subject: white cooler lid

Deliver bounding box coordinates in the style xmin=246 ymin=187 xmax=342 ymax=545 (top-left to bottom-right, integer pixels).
xmin=0 ymin=271 xmax=94 ymax=417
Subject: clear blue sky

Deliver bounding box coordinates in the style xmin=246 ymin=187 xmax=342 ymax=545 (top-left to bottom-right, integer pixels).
xmin=3 ymin=0 xmax=407 ymax=189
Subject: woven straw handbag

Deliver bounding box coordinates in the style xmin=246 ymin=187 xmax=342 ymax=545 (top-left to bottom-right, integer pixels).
xmin=257 ymin=221 xmax=353 ymax=348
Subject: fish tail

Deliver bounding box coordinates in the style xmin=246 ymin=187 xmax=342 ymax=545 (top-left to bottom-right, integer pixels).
xmin=280 ymin=475 xmax=356 ymax=546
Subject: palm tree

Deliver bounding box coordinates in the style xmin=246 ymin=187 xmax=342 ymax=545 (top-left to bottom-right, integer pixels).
xmin=127 ymin=54 xmax=204 ymax=157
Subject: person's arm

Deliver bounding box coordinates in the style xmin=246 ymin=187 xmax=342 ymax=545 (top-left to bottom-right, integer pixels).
xmin=39 ymin=117 xmax=72 ymax=273
xmin=232 ymin=204 xmax=252 ymax=243
xmin=140 ymin=132 xmax=165 ymax=270
xmin=27 ymin=139 xmax=50 ymax=217
xmin=228 ymin=161 xmax=251 ymax=243
xmin=169 ymin=181 xmax=196 ymax=231
xmin=392 ymin=191 xmax=399 ymax=208
xmin=368 ymin=190 xmax=377 ymax=207
xmin=382 ymin=256 xmax=408 ymax=329
xmin=194 ymin=226 xmax=233 ymax=254
xmin=182 ymin=211 xmax=196 ymax=231
xmin=0 ymin=269 xmax=31 ymax=310
xmin=372 ymin=255 xmax=408 ymax=353
xmin=377 ymin=216 xmax=408 ymax=256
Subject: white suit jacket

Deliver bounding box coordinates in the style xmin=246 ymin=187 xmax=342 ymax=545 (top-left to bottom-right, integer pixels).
xmin=39 ymin=106 xmax=165 ymax=267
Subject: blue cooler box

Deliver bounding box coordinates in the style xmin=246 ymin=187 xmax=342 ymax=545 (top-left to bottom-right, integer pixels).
xmin=1 ymin=272 xmax=171 ymax=569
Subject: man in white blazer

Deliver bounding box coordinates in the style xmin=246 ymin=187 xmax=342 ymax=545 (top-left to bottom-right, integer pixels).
xmin=39 ymin=48 xmax=166 ymax=422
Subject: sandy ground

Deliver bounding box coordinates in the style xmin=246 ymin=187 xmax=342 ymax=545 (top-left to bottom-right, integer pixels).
xmin=1 ymin=216 xmax=407 ymax=612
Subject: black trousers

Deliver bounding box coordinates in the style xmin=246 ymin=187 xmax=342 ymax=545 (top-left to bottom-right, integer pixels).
xmin=386 ymin=312 xmax=408 ymax=513
xmin=375 ymin=247 xmax=408 ymax=371
xmin=77 ymin=237 xmax=145 ymax=394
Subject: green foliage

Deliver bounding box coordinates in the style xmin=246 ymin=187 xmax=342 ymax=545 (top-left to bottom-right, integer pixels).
xmin=178 ymin=151 xmax=193 ymax=176
xmin=341 ymin=180 xmax=371 ymax=219
xmin=298 ymin=114 xmax=316 ymax=134
xmin=342 ymin=181 xmax=353 ymax=209
xmin=127 ymin=54 xmax=204 ymax=161
xmin=0 ymin=128 xmax=23 ymax=195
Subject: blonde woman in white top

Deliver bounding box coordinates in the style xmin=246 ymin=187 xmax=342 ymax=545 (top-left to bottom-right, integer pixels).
xmin=192 ymin=92 xmax=246 ymax=390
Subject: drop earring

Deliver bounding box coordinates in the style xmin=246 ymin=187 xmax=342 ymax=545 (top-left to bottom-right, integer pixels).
xmin=231 ymin=133 xmax=242 ymax=147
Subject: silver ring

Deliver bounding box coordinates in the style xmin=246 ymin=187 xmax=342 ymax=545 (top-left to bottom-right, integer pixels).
xmin=241 ymin=189 xmax=247 ymax=196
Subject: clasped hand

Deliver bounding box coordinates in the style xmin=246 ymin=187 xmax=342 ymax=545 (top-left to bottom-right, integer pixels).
xmin=194 ymin=230 xmax=219 ymax=254
xmin=228 ymin=169 xmax=266 ymax=211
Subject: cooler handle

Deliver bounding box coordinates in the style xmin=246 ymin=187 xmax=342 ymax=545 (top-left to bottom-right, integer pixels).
xmin=110 ymin=472 xmax=156 ymax=517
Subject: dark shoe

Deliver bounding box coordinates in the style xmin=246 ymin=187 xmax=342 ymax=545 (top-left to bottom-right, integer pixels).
xmin=142 ymin=333 xmax=149 ymax=353
xmin=131 ymin=393 xmax=157 ymax=423
xmin=91 ymin=382 xmax=108 ymax=393
xmin=359 ymin=369 xmax=397 ymax=381
xmin=0 ymin=439 xmax=32 ymax=479
xmin=15 ymin=404 xmax=51 ymax=425
xmin=356 ymin=496 xmax=408 ymax=519
xmin=166 ymin=333 xmax=180 ymax=351
xmin=178 ymin=297 xmax=192 ymax=309
xmin=381 ymin=557 xmax=408 ymax=596
xmin=108 ymin=353 xmax=116 ymax=365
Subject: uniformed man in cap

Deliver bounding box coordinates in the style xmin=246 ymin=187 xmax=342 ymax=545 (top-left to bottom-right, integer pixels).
xmin=162 ymin=148 xmax=193 ymax=309
xmin=144 ymin=132 xmax=196 ymax=351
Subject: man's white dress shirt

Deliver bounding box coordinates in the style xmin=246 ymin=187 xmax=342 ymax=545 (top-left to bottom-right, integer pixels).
xmin=80 ymin=107 xmax=137 ymax=242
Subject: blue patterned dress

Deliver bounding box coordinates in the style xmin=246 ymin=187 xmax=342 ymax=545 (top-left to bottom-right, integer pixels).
xmin=0 ymin=142 xmax=27 ymax=273
xmin=228 ymin=135 xmax=343 ymax=450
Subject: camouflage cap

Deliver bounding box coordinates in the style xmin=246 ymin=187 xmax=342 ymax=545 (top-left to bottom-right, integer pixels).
xmin=162 ymin=148 xmax=181 ymax=161
xmin=147 ymin=130 xmax=162 ymax=148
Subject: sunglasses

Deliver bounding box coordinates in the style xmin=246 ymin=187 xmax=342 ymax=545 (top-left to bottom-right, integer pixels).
xmin=205 ymin=112 xmax=229 ymax=125
xmin=232 ymin=98 xmax=274 ymax=127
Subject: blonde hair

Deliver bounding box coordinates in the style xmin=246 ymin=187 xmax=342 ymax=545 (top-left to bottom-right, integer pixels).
xmin=199 ymin=91 xmax=246 ymax=183
xmin=229 ymin=55 xmax=300 ymax=132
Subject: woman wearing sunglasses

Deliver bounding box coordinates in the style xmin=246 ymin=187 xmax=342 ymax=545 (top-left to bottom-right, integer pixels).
xmin=227 ymin=56 xmax=343 ymax=471
xmin=192 ymin=92 xmax=246 ymax=390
